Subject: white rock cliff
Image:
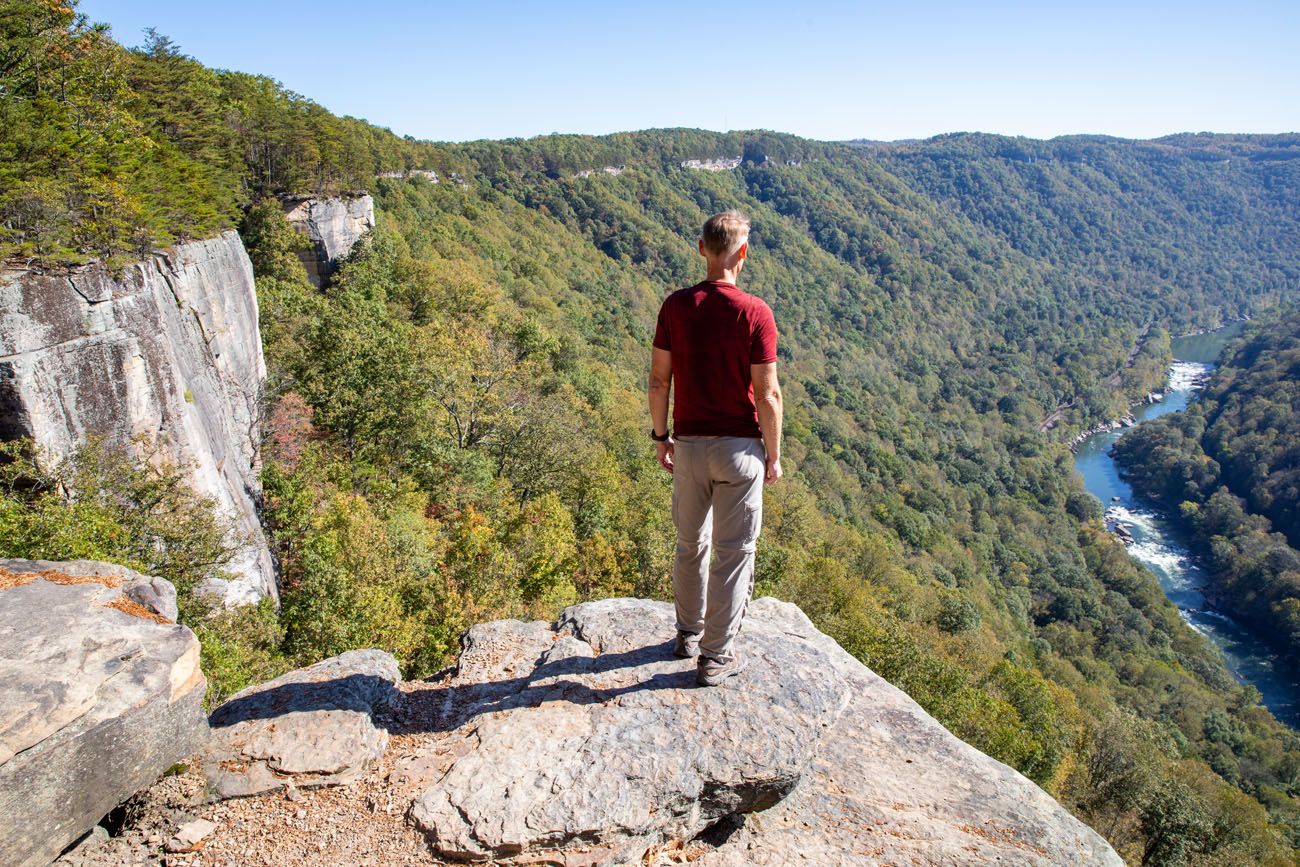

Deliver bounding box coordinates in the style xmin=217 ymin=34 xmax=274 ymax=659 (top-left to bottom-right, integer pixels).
xmin=0 ymin=232 xmax=275 ymax=603
xmin=282 ymin=194 xmax=375 ymax=287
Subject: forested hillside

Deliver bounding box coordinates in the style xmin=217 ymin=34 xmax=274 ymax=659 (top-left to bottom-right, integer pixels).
xmin=3 ymin=3 xmax=1300 ymax=863
xmin=874 ymin=133 xmax=1300 ymax=323
xmin=1115 ymin=309 xmax=1300 ymax=659
xmin=0 ymin=0 xmax=460 ymax=264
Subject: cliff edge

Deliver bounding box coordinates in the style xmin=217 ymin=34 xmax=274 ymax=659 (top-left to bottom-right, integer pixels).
xmin=282 ymin=194 xmax=375 ymax=287
xmin=66 ymin=597 xmax=1121 ymax=866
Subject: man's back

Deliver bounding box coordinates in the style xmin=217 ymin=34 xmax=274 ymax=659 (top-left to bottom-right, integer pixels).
xmin=653 ymin=280 xmax=777 ymax=438
xmin=646 ymin=209 xmax=783 ymax=687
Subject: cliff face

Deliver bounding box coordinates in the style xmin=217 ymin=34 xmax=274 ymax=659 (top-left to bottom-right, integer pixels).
xmin=282 ymin=194 xmax=375 ymax=287
xmin=0 ymin=232 xmax=275 ymax=603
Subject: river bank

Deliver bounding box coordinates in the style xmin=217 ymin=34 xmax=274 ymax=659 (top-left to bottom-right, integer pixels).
xmin=1063 ymin=319 xmax=1250 ymax=451
xmin=1072 ymin=322 xmax=1300 ymax=728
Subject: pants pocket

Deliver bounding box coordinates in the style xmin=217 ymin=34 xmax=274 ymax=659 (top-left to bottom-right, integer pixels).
xmin=741 ymin=500 xmax=761 ymax=544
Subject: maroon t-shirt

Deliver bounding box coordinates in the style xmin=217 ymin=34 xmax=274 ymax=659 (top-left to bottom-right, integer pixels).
xmin=653 ymin=280 xmax=778 ymax=437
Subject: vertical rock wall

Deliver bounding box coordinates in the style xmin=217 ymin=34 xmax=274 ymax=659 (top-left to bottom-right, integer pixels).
xmin=282 ymin=194 xmax=375 ymax=287
xmin=0 ymin=231 xmax=276 ymax=604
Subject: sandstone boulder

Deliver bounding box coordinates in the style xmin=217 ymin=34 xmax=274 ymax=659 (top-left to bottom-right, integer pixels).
xmin=204 ymin=649 xmax=401 ymax=799
xmin=697 ymin=602 xmax=1124 ymax=866
xmin=403 ymin=598 xmax=1122 ymax=866
xmin=0 ymin=560 xmax=207 ymax=867
xmin=0 ymin=558 xmax=180 ymax=623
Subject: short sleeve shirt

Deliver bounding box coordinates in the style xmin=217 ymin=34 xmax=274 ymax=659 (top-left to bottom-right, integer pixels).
xmin=653 ymin=280 xmax=778 ymax=437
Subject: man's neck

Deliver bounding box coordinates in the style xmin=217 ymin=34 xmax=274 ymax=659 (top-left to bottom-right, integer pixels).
xmin=703 ymin=267 xmax=741 ymax=285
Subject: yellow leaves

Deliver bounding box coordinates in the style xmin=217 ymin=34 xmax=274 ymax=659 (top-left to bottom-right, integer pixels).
xmin=424 ymin=246 xmax=505 ymax=325
xmin=515 ymin=492 xmax=578 ymax=606
xmin=418 ymin=326 xmax=531 ymax=451
xmin=450 ymin=506 xmax=496 ymax=559
xmin=1006 ymin=561 xmax=1032 ymax=588
xmin=574 ymin=534 xmax=635 ymax=598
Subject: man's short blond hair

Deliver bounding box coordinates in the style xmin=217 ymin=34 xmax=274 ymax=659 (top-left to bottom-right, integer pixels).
xmin=701 ymin=210 xmax=751 ymax=256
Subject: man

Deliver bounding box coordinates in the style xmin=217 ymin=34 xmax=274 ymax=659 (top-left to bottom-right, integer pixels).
xmin=648 ymin=209 xmax=783 ymax=687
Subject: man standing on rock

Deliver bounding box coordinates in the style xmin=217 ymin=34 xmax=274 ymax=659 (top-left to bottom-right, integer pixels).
xmin=648 ymin=210 xmax=784 ymax=687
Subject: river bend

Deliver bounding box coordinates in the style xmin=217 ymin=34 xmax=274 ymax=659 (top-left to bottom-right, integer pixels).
xmin=1072 ymin=324 xmax=1300 ymax=728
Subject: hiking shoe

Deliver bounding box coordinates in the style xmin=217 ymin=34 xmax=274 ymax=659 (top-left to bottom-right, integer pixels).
xmin=674 ymin=630 xmax=701 ymax=659
xmin=696 ymin=653 xmax=747 ymax=686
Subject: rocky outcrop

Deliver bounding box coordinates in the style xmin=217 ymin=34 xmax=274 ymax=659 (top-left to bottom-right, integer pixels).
xmin=377 ymin=169 xmax=439 ymax=182
xmin=407 ymin=599 xmax=848 ymax=862
xmin=399 ymin=598 xmax=1121 ymax=866
xmin=0 ymin=559 xmax=208 ymax=867
xmin=697 ymin=600 xmax=1121 ymax=866
xmin=574 ymin=165 xmax=627 ymax=178
xmin=0 ymin=232 xmax=275 ymax=604
xmin=204 ymin=650 xmax=401 ymax=799
xmin=0 ymin=558 xmax=179 ymax=623
xmin=680 ymin=157 xmax=742 ymax=171
xmin=51 ymin=596 xmax=1123 ymax=865
xmin=281 ymin=195 xmax=375 ymax=287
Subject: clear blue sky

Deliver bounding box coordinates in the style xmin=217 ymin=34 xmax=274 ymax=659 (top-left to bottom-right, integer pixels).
xmin=80 ymin=0 xmax=1298 ymax=143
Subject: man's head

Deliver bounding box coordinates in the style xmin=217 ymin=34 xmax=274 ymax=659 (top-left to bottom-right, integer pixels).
xmin=699 ymin=210 xmax=750 ymax=271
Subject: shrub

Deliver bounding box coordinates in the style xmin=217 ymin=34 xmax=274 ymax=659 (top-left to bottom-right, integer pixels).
xmin=937 ymin=593 xmax=982 ymax=634
xmin=1066 ymin=490 xmax=1104 ymax=523
xmin=0 ymin=437 xmax=241 ymax=596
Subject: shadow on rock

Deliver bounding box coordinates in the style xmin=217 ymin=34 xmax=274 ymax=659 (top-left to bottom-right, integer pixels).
xmin=399 ymin=598 xmax=855 ymax=864
xmin=203 ymin=649 xmax=402 ymax=798
xmin=210 ymin=672 xmax=399 ymax=728
xmin=393 ymin=638 xmax=699 ymax=735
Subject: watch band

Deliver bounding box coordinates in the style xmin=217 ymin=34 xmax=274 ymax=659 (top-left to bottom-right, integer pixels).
xmin=650 ymin=428 xmax=671 ymax=442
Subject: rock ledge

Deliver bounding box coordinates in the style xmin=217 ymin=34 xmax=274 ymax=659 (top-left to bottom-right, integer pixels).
xmin=204 ymin=649 xmax=401 ymax=800
xmin=0 ymin=559 xmax=207 ymax=867
xmin=398 ymin=597 xmax=1121 ymax=866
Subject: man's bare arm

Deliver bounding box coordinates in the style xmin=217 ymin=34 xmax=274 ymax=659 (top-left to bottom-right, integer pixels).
xmin=752 ymin=361 xmax=783 ymax=484
xmin=649 ymin=347 xmax=674 ymax=473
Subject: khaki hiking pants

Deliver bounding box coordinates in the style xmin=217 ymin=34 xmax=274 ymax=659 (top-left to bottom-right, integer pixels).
xmin=671 ymin=435 xmax=765 ymax=663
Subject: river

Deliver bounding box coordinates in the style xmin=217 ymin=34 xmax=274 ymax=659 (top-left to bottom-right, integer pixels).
xmin=1073 ymin=322 xmax=1300 ymax=728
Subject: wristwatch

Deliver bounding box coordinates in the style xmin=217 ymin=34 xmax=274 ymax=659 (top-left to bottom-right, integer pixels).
xmin=650 ymin=428 xmax=671 ymax=442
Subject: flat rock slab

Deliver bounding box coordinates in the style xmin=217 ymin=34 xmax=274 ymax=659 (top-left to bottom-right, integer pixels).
xmin=403 ymin=597 xmax=1122 ymax=866
xmin=0 ymin=559 xmax=207 ymax=867
xmin=205 ymin=649 xmax=401 ymax=799
xmin=406 ymin=598 xmax=856 ymax=863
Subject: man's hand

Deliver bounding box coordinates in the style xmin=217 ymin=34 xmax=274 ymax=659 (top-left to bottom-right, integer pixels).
xmin=765 ymin=455 xmax=782 ymax=485
xmin=657 ymin=439 xmax=675 ymax=474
